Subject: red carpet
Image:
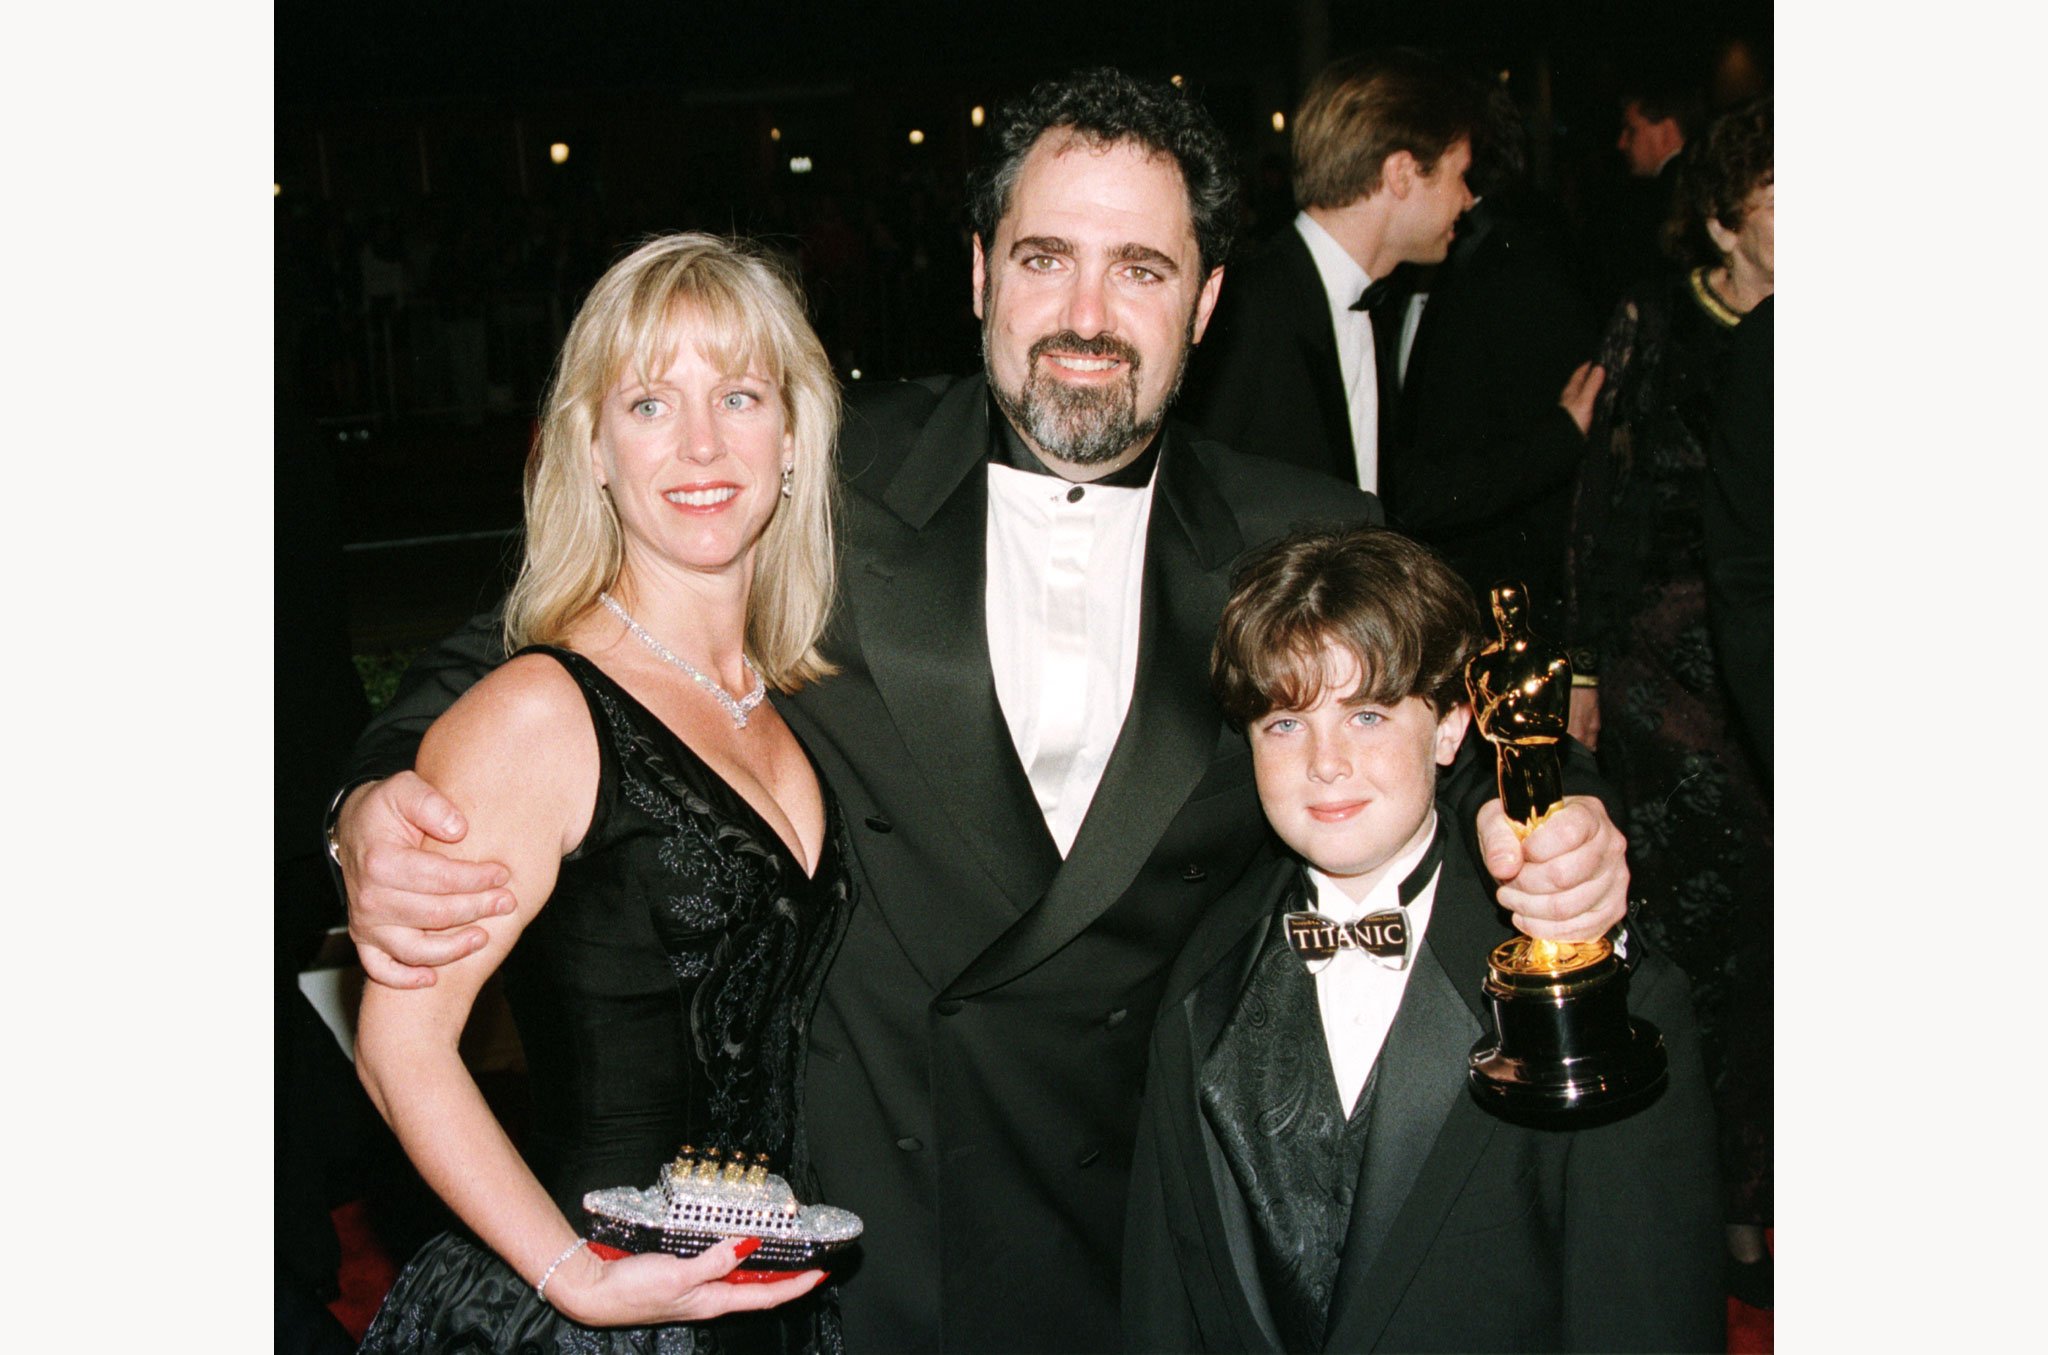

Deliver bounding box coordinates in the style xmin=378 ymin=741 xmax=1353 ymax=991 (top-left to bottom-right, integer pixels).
xmin=1728 ymin=1293 xmax=1773 ymax=1353
xmin=1726 ymin=1227 xmax=1775 ymax=1352
xmin=331 ymin=1204 xmax=1773 ymax=1350
xmin=328 ymin=1199 xmax=403 ymax=1343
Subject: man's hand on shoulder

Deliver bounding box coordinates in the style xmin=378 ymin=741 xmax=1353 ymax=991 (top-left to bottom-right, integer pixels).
xmin=1475 ymin=795 xmax=1629 ymax=941
xmin=337 ymin=771 xmax=515 ymax=988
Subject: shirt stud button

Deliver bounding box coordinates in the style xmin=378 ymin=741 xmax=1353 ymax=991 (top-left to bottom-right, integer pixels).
xmin=1066 ymin=485 xmax=1085 ymax=503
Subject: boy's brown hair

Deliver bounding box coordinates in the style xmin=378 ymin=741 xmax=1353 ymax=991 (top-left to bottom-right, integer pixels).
xmin=1212 ymin=526 xmax=1482 ymax=727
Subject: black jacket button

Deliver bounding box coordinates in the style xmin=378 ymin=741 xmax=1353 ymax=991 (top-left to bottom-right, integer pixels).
xmin=1105 ymin=1008 xmax=1129 ymax=1029
xmin=1181 ymin=863 xmax=1207 ymax=882
xmin=896 ymin=1137 xmax=923 ymax=1152
xmin=865 ymin=815 xmax=893 ymax=833
xmin=934 ymin=998 xmax=964 ymax=1016
xmin=1076 ymin=1147 xmax=1102 ymax=1168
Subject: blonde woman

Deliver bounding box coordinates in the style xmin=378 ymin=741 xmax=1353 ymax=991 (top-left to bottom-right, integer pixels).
xmin=356 ymin=234 xmax=848 ymax=1353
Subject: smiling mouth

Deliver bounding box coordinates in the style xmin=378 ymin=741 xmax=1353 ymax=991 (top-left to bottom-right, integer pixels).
xmin=664 ymin=487 xmax=738 ymax=507
xmin=1306 ymin=801 xmax=1367 ymax=822
xmin=1027 ymin=330 xmax=1140 ymax=382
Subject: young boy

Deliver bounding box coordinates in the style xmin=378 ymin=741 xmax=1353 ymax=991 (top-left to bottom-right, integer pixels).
xmin=1121 ymin=526 xmax=1723 ymax=1353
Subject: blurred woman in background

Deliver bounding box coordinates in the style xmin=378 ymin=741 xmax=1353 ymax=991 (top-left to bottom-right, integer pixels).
xmin=1565 ymin=95 xmax=1774 ymax=1304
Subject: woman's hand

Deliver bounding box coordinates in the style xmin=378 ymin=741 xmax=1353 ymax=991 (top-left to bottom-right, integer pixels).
xmin=1557 ymin=360 xmax=1606 ymax=436
xmin=548 ymin=1236 xmax=826 ymax=1328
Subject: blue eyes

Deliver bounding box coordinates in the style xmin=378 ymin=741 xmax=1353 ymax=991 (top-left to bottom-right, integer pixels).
xmin=627 ymin=390 xmax=762 ymax=417
xmin=1261 ymin=709 xmax=1387 ymax=736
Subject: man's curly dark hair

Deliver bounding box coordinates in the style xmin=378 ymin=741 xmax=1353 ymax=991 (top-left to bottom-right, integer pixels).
xmin=966 ymin=67 xmax=1241 ymax=277
xmin=1664 ymin=94 xmax=1773 ymax=269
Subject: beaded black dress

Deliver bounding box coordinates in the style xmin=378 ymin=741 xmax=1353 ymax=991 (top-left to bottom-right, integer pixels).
xmin=360 ymin=647 xmax=851 ymax=1355
xmin=1566 ymin=270 xmax=1772 ymax=1227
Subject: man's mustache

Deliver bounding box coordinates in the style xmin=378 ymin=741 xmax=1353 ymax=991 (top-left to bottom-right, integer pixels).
xmin=1027 ymin=331 xmax=1141 ymax=372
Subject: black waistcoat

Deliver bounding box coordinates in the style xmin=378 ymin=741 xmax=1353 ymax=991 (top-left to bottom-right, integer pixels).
xmin=1197 ymin=909 xmax=1375 ymax=1351
xmin=1194 ymin=826 xmax=1445 ymax=1351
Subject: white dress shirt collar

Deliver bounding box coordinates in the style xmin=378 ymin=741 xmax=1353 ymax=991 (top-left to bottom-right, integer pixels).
xmin=1294 ymin=210 xmax=1374 ymax=313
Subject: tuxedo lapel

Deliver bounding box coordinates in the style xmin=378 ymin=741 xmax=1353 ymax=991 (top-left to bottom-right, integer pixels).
xmin=1176 ymin=906 xmax=1288 ymax=1352
xmin=942 ymin=434 xmax=1241 ymax=999
xmin=1322 ymin=845 xmax=1502 ymax=1352
xmin=1279 ymin=231 xmax=1356 ymax=481
xmin=848 ymin=380 xmax=1060 ymax=953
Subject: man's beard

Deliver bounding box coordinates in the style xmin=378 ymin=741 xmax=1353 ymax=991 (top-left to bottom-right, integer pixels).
xmin=985 ymin=325 xmax=1193 ymax=468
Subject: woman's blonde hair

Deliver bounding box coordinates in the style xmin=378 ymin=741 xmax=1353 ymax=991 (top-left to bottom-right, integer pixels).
xmin=503 ymin=233 xmax=840 ymax=690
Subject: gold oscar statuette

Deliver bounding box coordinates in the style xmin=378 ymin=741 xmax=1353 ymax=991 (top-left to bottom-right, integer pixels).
xmin=1462 ymin=583 xmax=1666 ymax=1118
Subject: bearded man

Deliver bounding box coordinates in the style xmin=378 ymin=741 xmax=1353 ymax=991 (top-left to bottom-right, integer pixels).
xmin=331 ymin=68 xmax=1632 ymax=1354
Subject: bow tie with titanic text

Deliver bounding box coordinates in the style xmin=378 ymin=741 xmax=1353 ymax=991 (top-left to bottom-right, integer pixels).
xmin=1284 ymin=907 xmax=1412 ymax=972
xmin=1281 ymin=818 xmax=1446 ymax=974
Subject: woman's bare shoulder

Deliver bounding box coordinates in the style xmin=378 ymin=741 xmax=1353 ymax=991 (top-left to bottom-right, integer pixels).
xmin=421 ymin=650 xmax=596 ymax=769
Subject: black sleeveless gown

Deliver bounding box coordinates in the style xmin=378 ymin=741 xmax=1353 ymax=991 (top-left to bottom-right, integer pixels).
xmin=360 ymin=647 xmax=851 ymax=1355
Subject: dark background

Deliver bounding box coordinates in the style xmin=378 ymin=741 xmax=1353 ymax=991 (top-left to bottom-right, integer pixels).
xmin=275 ymin=0 xmax=1771 ymax=657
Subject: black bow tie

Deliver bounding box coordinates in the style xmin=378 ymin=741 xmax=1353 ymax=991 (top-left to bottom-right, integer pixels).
xmin=1351 ymin=277 xmax=1394 ymax=313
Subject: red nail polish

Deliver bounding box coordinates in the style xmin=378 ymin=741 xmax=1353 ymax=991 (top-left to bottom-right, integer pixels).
xmin=733 ymin=1236 xmax=762 ymax=1261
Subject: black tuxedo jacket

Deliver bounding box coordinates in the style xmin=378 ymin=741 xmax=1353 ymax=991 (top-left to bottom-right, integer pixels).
xmin=344 ymin=374 xmax=1385 ymax=1353
xmin=1182 ymin=225 xmax=1360 ymax=486
xmin=1379 ymin=194 xmax=1598 ymax=636
xmin=1122 ymin=844 xmax=1723 ymax=1354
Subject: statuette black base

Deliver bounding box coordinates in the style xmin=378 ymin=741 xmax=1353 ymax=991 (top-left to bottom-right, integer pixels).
xmin=1468 ymin=944 xmax=1667 ymax=1121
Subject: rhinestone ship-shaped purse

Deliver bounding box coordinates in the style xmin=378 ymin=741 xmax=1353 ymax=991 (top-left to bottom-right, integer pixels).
xmin=582 ymin=1146 xmax=863 ymax=1272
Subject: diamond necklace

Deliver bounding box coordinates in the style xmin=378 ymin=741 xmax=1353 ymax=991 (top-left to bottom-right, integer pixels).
xmin=597 ymin=591 xmax=767 ymax=728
